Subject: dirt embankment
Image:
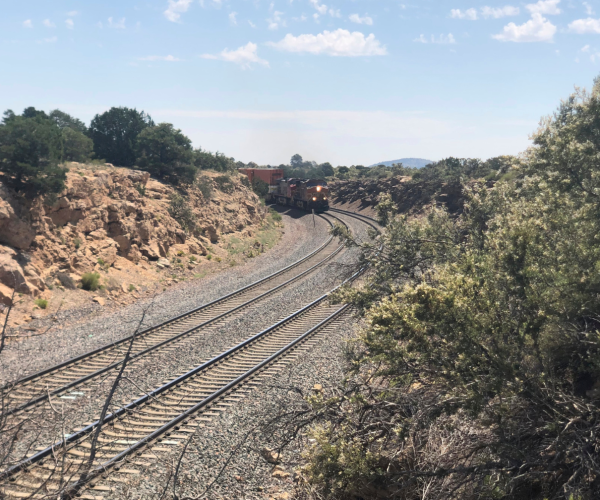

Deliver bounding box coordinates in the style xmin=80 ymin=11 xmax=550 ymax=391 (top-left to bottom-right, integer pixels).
xmin=329 ymin=176 xmax=466 ymax=216
xmin=0 ymin=163 xmax=275 ymax=328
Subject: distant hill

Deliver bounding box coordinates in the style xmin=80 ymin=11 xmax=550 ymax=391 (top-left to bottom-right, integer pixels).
xmin=369 ymin=158 xmax=434 ymax=169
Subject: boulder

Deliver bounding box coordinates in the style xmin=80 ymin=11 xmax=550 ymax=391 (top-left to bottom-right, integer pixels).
xmin=0 ymin=184 xmax=36 ymax=249
xmin=0 ymin=283 xmax=14 ymax=306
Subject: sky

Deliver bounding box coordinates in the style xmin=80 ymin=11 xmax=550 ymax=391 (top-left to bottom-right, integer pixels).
xmin=2 ymin=0 xmax=600 ymax=166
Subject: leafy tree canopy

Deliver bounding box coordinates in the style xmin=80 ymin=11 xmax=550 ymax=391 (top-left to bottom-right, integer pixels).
xmin=0 ymin=115 xmax=66 ymax=197
xmin=135 ymin=123 xmax=196 ymax=184
xmin=49 ymin=109 xmax=88 ymax=135
xmin=194 ymin=149 xmax=236 ymax=172
xmin=62 ymin=127 xmax=93 ymax=163
xmin=89 ymin=107 xmax=154 ymax=167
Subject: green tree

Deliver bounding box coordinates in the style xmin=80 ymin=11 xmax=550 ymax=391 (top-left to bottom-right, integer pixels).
xmin=49 ymin=109 xmax=88 ymax=135
xmin=319 ymin=162 xmax=334 ymax=177
xmin=62 ymin=127 xmax=93 ymax=162
xmin=290 ymin=154 xmax=303 ymax=168
xmin=0 ymin=115 xmax=66 ymax=197
xmin=89 ymin=107 xmax=154 ymax=166
xmin=193 ymin=149 xmax=235 ymax=172
xmin=251 ymin=177 xmax=269 ymax=197
xmin=135 ymin=123 xmax=196 ymax=184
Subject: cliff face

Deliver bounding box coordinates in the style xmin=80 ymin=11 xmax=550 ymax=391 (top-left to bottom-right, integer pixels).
xmin=0 ymin=163 xmax=267 ymax=308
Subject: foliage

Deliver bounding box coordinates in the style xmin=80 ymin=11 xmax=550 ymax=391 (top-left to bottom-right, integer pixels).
xmin=251 ymin=177 xmax=269 ymax=197
xmin=34 ymin=298 xmax=48 ymax=309
xmin=195 ymin=175 xmax=213 ymax=200
xmin=214 ymin=174 xmax=235 ymax=193
xmin=89 ymin=107 xmax=154 ymax=167
xmin=283 ymin=154 xmax=335 ymax=179
xmin=80 ymin=272 xmax=100 ymax=291
xmin=194 ymin=149 xmax=235 ymax=172
xmin=0 ymin=114 xmax=67 ymax=197
xmin=269 ymin=208 xmax=282 ymax=222
xmin=49 ymin=109 xmax=88 ymax=135
xmin=135 ymin=123 xmax=196 ymax=184
xmin=62 ymin=127 xmax=93 ymax=162
xmin=168 ymin=193 xmax=196 ymax=233
xmin=298 ymin=78 xmax=600 ymax=500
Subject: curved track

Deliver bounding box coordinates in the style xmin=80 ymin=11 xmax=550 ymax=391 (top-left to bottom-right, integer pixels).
xmin=5 ymin=213 xmax=348 ymax=415
xmin=0 ymin=209 xmax=376 ymax=499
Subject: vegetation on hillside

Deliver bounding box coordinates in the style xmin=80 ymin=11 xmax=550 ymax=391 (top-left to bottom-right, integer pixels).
xmin=289 ymin=78 xmax=600 ymax=500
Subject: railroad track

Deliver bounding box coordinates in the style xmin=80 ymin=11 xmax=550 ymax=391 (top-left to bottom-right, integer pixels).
xmin=4 ymin=213 xmax=349 ymax=415
xmin=0 ymin=209 xmax=376 ymax=499
xmin=0 ymin=278 xmax=355 ymax=500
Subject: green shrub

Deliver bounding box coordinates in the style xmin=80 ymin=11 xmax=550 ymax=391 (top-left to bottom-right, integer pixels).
xmin=135 ymin=184 xmax=146 ymax=197
xmin=214 ymin=175 xmax=235 ymax=194
xmin=206 ymin=254 xmax=212 ymax=260
xmin=81 ymin=272 xmax=100 ymax=291
xmin=168 ymin=193 xmax=196 ymax=233
xmin=128 ymin=284 xmax=136 ymax=292
xmin=34 ymin=298 xmax=48 ymax=309
xmin=270 ymin=209 xmax=282 ymax=222
xmin=73 ymin=237 xmax=82 ymax=249
xmin=196 ymin=176 xmax=213 ymax=200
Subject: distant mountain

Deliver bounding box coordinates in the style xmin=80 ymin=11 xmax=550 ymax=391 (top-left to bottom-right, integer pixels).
xmin=369 ymin=158 xmax=434 ymax=169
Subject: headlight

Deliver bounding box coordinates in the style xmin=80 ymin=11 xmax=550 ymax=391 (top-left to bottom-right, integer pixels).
xmin=323 ymin=197 xmax=327 ymax=200
xmin=312 ymin=197 xmax=317 ymax=201
xmin=317 ymin=186 xmax=321 ymax=192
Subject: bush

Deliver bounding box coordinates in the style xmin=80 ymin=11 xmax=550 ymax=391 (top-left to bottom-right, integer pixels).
xmin=251 ymin=177 xmax=269 ymax=197
xmin=73 ymin=237 xmax=82 ymax=249
xmin=128 ymin=284 xmax=136 ymax=292
xmin=196 ymin=176 xmax=213 ymax=200
xmin=81 ymin=272 xmax=100 ymax=291
xmin=214 ymin=175 xmax=235 ymax=194
xmin=34 ymin=298 xmax=48 ymax=309
xmin=168 ymin=193 xmax=196 ymax=233
xmin=270 ymin=209 xmax=282 ymax=222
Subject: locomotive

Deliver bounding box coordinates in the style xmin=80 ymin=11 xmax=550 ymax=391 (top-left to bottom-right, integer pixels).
xmin=274 ymin=178 xmax=329 ymax=211
xmin=238 ymin=168 xmax=329 ymax=212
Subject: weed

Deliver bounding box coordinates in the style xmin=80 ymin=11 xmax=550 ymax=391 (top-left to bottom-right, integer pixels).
xmin=206 ymin=254 xmax=212 ymax=260
xmin=35 ymin=298 xmax=48 ymax=309
xmin=128 ymin=284 xmax=136 ymax=292
xmin=169 ymin=193 xmax=196 ymax=233
xmin=135 ymin=184 xmax=146 ymax=197
xmin=189 ymin=256 xmax=197 ymax=262
xmin=214 ymin=175 xmax=235 ymax=194
xmin=270 ymin=209 xmax=282 ymax=222
xmin=73 ymin=237 xmax=82 ymax=249
xmin=81 ymin=272 xmax=101 ymax=291
xmin=177 ymin=250 xmax=185 ymax=256
xmin=215 ymin=256 xmax=222 ymax=262
xmin=97 ymin=258 xmax=106 ymax=266
xmin=196 ymin=176 xmax=213 ymax=200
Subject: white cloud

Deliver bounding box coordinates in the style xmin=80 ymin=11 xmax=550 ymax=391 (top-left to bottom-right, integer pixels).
xmin=481 ymin=6 xmax=520 ymax=18
xmin=581 ymin=44 xmax=591 ymax=52
xmin=450 ymin=8 xmax=478 ymax=20
xmin=139 ymin=55 xmax=181 ymax=61
xmin=267 ymin=11 xmax=285 ymax=29
xmin=229 ymin=12 xmax=237 ymax=25
xmin=23 ymin=19 xmax=33 ymax=28
xmin=268 ymin=29 xmax=387 ymax=56
xmin=584 ymin=2 xmax=595 ymax=15
xmin=164 ymin=0 xmax=193 ymax=22
xmin=329 ymin=9 xmax=341 ymax=18
xmin=493 ymin=13 xmax=556 ymax=41
xmin=309 ymin=0 xmax=328 ymax=16
xmin=349 ymin=14 xmax=373 ymax=25
xmin=526 ymin=0 xmax=561 ymax=15
xmin=414 ymin=33 xmax=456 ymax=44
xmin=43 ymin=19 xmax=56 ymax=28
xmin=201 ymin=42 xmax=269 ymax=69
xmin=248 ymin=20 xmax=256 ymax=28
xmin=65 ymin=19 xmax=74 ymax=29
xmin=569 ymin=17 xmax=600 ymax=33
xmin=108 ymin=17 xmax=126 ymax=29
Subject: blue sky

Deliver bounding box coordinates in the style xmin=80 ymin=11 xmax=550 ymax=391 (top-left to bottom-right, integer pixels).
xmin=2 ymin=0 xmax=600 ymax=165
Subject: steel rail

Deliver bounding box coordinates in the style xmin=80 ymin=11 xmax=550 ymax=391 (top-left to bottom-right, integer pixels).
xmin=8 ymin=213 xmax=348 ymax=414
xmin=0 ymin=281 xmax=354 ymax=485
xmin=6 ymin=214 xmax=336 ymax=390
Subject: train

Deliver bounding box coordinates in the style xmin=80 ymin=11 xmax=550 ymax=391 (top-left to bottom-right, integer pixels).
xmin=239 ymin=168 xmax=330 ymax=212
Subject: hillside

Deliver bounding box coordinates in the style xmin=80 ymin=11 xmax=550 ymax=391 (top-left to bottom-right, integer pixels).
xmin=0 ymin=163 xmax=277 ymax=329
xmin=369 ymin=157 xmax=433 ymax=168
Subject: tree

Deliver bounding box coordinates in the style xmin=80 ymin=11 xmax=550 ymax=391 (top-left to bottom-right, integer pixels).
xmin=0 ymin=115 xmax=66 ymax=197
xmin=89 ymin=107 xmax=154 ymax=166
xmin=337 ymin=166 xmax=349 ymax=175
xmin=194 ymin=149 xmax=235 ymax=172
xmin=319 ymin=162 xmax=334 ymax=177
xmin=49 ymin=109 xmax=88 ymax=135
xmin=290 ymin=154 xmax=303 ymax=168
xmin=21 ymin=107 xmax=48 ymax=120
xmin=135 ymin=123 xmax=196 ymax=184
xmin=251 ymin=177 xmax=269 ymax=197
xmin=62 ymin=127 xmax=94 ymax=162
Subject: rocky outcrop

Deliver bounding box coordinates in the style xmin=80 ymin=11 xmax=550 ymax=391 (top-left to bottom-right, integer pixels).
xmin=0 ymin=164 xmax=267 ymax=302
